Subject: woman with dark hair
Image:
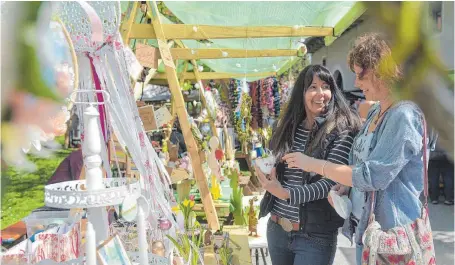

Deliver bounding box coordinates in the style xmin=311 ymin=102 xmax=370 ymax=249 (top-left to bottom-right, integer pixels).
xmin=255 ymin=65 xmax=361 ymax=265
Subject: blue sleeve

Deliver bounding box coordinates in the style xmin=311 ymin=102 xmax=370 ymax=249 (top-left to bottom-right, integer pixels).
xmin=352 ymin=104 xmax=424 ymax=192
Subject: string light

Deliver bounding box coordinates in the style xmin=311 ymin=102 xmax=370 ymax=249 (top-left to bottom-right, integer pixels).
xmin=254 ymin=69 xmax=258 ymax=72
xmin=272 ymin=64 xmax=277 ymax=71
xmin=236 ymin=63 xmax=241 ymax=68
xmin=198 ymin=65 xmax=204 ymax=72
xmin=192 ymin=26 xmax=198 ymax=32
xmin=194 ymin=83 xmax=200 ymax=89
xmin=222 ymin=51 xmax=228 ymax=57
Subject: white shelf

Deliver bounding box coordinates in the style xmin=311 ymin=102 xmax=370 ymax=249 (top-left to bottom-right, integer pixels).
xmin=44 ymin=178 xmax=140 ymax=209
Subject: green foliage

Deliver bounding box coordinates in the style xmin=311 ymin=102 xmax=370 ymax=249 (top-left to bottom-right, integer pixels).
xmin=167 ymin=227 xmax=205 ymax=265
xmin=1 ymin=137 xmax=72 ymax=229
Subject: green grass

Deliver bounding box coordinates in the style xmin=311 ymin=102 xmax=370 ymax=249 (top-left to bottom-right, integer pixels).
xmin=1 ymin=137 xmax=74 ymax=229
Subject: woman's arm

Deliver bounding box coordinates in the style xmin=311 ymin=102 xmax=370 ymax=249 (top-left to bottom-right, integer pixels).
xmin=290 ymin=104 xmax=424 ymax=191
xmin=284 ymin=130 xmax=355 ymax=205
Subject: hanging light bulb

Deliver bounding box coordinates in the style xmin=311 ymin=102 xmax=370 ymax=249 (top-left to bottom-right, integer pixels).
xmin=254 ymin=69 xmax=258 ymax=72
xmin=192 ymin=26 xmax=198 ymax=32
xmin=272 ymin=64 xmax=278 ymax=71
xmin=236 ymin=63 xmax=241 ymax=68
xmin=222 ymin=51 xmax=228 ymax=57
xmin=191 ymin=49 xmax=196 ymax=55
xmin=194 ymin=83 xmax=200 ymax=89
xmin=198 ymin=65 xmax=204 ymax=72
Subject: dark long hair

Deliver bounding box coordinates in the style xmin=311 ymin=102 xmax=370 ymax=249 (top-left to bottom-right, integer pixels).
xmin=270 ymin=65 xmax=361 ymax=160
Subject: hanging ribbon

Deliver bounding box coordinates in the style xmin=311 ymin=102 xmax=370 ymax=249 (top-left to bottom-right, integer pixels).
xmin=75 ymin=0 xmax=103 ymax=42
xmin=88 ymin=56 xmax=107 ymax=143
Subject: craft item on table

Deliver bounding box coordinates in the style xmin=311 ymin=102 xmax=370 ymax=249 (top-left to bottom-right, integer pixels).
xmin=97 ymin=234 xmax=132 ymax=265
xmin=158 ymin=217 xmax=172 ymax=231
xmin=151 ymin=241 xmax=166 ymax=257
xmin=120 ymin=195 xmax=149 ymax=222
xmin=248 ymin=196 xmax=259 ymax=237
xmin=254 ymin=150 xmax=275 ymax=175
xmin=207 ymin=136 xmax=223 ymax=181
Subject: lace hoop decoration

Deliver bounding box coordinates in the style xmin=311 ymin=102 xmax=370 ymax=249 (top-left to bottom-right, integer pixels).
xmin=56 ymin=1 xmax=121 ymax=53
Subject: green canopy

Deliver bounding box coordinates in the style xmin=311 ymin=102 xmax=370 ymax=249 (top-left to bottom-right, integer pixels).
xmin=122 ymin=1 xmax=357 ymax=81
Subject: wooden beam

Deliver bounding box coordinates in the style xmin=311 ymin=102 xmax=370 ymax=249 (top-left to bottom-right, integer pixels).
xmin=324 ymin=2 xmax=367 ymax=46
xmin=171 ymin=48 xmax=299 ymax=60
xmin=129 ymin=23 xmax=333 ymax=40
xmin=153 ymin=71 xmax=276 ymax=80
xmin=121 ymin=2 xmax=139 ymax=45
xmin=147 ymin=1 xmax=220 ymax=231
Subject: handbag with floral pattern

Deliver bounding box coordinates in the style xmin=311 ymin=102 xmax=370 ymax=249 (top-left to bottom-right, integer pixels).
xmin=361 ymin=117 xmax=436 ymax=265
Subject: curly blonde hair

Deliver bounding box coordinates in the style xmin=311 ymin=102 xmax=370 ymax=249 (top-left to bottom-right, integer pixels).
xmin=348 ymin=33 xmax=402 ymax=84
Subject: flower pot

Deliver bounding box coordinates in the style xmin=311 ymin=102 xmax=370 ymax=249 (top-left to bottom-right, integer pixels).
xmin=255 ymin=153 xmax=275 ymax=175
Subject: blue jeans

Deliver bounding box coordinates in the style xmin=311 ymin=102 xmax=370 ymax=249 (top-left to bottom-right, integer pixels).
xmin=266 ymin=219 xmax=338 ymax=265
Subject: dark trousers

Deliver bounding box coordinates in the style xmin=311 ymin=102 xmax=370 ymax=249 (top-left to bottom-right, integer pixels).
xmin=266 ymin=219 xmax=337 ymax=265
xmin=429 ymin=159 xmax=454 ymax=201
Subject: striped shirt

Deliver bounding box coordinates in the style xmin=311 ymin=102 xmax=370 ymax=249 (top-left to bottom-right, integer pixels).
xmin=271 ymin=123 xmax=354 ymax=223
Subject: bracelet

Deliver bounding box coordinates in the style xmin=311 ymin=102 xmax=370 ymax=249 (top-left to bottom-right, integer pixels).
xmin=321 ymin=160 xmax=329 ymax=178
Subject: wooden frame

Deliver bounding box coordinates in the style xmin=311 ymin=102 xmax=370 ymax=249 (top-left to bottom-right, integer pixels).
xmin=171 ymin=48 xmax=299 ymax=60
xmin=127 ymin=23 xmax=333 ymax=40
xmin=145 ymin=1 xmax=220 ymax=230
xmin=152 ymin=71 xmax=276 ymax=80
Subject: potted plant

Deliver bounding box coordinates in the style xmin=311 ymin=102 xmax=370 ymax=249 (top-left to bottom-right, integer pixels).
xmin=167 ymin=224 xmax=206 ymax=265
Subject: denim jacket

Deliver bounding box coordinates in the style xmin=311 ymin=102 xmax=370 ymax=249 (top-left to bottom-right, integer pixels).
xmin=342 ymin=101 xmax=427 ymax=245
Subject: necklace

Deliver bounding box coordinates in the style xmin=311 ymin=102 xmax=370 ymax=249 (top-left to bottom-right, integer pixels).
xmin=374 ymin=102 xmax=394 ymax=125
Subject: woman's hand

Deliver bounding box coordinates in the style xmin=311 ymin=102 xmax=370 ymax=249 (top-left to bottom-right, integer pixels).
xmin=331 ymin=183 xmax=350 ymax=196
xmin=254 ymin=165 xmax=289 ymax=200
xmin=282 ymin=152 xmax=313 ymax=171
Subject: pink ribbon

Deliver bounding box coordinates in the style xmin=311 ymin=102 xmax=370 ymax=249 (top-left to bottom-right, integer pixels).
xmin=75 ymin=0 xmax=103 ymax=42
xmin=89 ymin=56 xmax=107 ymax=142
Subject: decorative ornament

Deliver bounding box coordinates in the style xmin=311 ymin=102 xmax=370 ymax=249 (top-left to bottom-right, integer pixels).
xmin=215 ymin=149 xmax=224 ymax=160
xmin=151 ymin=241 xmax=166 ymax=257
xmin=158 ymin=217 xmax=172 ymax=231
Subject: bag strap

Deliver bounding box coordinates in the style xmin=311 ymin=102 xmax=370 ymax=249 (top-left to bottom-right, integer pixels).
xmin=368 ymin=112 xmax=429 ymax=223
xmin=422 ymin=116 xmax=429 ymax=206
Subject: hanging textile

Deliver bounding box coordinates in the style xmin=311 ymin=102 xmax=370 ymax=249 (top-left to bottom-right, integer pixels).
xmin=56 ymin=2 xmax=177 ymax=249
xmin=250 ymin=81 xmax=260 ymax=130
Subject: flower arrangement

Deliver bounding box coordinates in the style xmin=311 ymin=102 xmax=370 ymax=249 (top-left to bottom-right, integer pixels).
xmin=175 ymin=196 xmax=196 ymax=230
xmin=167 ymin=225 xmax=205 ymax=265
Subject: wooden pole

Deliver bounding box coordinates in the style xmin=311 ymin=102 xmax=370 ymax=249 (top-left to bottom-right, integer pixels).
xmin=147 ymin=1 xmax=220 ymax=230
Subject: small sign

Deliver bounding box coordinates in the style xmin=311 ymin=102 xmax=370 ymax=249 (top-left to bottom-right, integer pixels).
xmin=157 ymin=39 xmax=175 ymax=69
xmin=135 ymin=43 xmax=160 ymax=69
xmin=138 ymin=105 xmax=157 ymax=132
xmin=154 ymin=106 xmax=173 ymax=128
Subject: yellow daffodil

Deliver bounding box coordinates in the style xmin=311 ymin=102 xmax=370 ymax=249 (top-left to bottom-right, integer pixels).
xmin=189 ymin=200 xmax=195 ymax=207
xmin=172 ymin=205 xmax=180 ymax=212
xmin=182 ymin=199 xmax=190 ymax=207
